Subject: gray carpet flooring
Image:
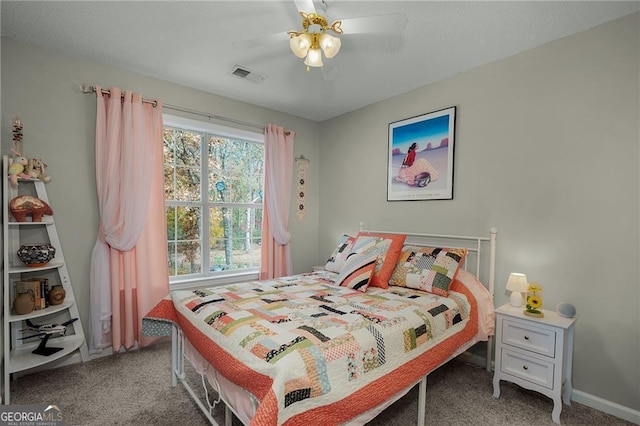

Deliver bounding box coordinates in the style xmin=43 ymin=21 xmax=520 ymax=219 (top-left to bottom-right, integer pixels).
xmin=10 ymin=341 xmax=634 ymax=425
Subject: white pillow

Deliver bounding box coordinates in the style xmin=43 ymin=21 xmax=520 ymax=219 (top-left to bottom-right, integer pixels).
xmin=324 ymin=234 xmax=355 ymax=273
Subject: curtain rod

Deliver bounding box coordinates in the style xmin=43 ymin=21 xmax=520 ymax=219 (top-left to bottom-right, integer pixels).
xmin=81 ymin=84 xmax=265 ymax=131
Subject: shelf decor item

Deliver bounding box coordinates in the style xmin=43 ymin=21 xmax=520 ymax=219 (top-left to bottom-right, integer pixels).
xmin=556 ymin=302 xmax=576 ymax=318
xmin=48 ymin=285 xmax=66 ymax=305
xmin=13 ymin=290 xmax=35 ymax=315
xmin=9 ymin=195 xmax=53 ymax=222
xmin=17 ymin=243 xmax=56 ymax=267
xmin=524 ymin=282 xmax=544 ymax=317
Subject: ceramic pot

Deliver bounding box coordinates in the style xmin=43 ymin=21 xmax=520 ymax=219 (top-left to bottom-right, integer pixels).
xmin=13 ymin=291 xmax=35 ymax=315
xmin=48 ymin=285 xmax=66 ymax=305
xmin=9 ymin=195 xmax=53 ymax=222
xmin=17 ymin=243 xmax=56 ymax=267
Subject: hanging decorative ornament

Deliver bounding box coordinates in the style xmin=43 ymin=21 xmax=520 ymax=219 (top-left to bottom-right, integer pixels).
xmin=295 ymin=156 xmax=310 ymax=222
xmin=12 ymin=115 xmax=23 ymax=154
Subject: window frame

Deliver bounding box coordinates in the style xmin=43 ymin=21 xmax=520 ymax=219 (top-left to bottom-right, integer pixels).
xmin=163 ymin=114 xmax=264 ymax=289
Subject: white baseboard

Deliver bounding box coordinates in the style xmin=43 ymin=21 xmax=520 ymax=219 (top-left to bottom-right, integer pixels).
xmin=571 ymin=390 xmax=640 ymax=425
xmin=460 ymin=352 xmax=640 ymax=425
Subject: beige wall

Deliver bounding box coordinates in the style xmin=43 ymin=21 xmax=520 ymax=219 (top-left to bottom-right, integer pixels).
xmin=2 ymin=10 xmax=638 ymax=420
xmin=319 ymin=13 xmax=639 ymax=414
xmin=1 ymin=36 xmax=321 ymax=357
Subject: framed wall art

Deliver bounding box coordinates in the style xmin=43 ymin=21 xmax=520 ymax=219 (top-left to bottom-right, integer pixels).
xmin=387 ymin=106 xmax=456 ymax=201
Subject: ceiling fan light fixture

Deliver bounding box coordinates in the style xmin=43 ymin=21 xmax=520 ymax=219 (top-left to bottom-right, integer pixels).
xmin=304 ymin=47 xmax=323 ymax=67
xmin=290 ymin=33 xmax=312 ymax=58
xmin=319 ymin=33 xmax=341 ymax=58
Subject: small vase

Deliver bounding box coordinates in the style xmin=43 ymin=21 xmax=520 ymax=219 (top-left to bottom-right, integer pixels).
xmin=13 ymin=291 xmax=35 ymax=315
xmin=16 ymin=243 xmax=56 ymax=267
xmin=48 ymin=285 xmax=66 ymax=305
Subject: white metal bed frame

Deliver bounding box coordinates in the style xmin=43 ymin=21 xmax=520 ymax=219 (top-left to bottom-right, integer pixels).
xmin=169 ymin=226 xmax=497 ymax=426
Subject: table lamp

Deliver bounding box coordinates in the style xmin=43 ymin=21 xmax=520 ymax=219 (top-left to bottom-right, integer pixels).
xmin=506 ymin=273 xmax=528 ymax=307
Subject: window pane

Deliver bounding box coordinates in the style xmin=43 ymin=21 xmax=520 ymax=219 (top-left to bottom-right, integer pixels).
xmin=166 ymin=206 xmax=176 ymax=240
xmin=208 ymin=136 xmax=264 ymax=203
xmin=164 ymin=128 xmax=202 ymax=201
xmin=175 ymin=241 xmax=201 ymax=275
xmin=175 ymin=166 xmax=201 ymax=202
xmin=163 ymin=129 xmax=177 ymax=164
xmin=209 ymin=206 xmax=261 ymax=270
xmin=167 ymin=205 xmax=202 ymax=277
xmin=176 ymin=206 xmax=201 ymax=240
xmin=166 ymin=129 xmax=201 ymax=167
xmin=210 ymin=239 xmax=261 ymax=271
xmin=167 ymin=241 xmax=176 ymax=276
xmin=164 ymin=165 xmax=175 ymax=200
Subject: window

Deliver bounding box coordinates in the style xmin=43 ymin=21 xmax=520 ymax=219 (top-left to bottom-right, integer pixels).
xmin=163 ymin=115 xmax=264 ymax=284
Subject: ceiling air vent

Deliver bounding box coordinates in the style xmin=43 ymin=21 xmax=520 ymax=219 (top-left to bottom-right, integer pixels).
xmin=229 ymin=65 xmax=267 ymax=84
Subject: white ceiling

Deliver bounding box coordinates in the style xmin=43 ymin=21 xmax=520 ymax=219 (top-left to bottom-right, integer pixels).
xmin=2 ymin=1 xmax=638 ymax=122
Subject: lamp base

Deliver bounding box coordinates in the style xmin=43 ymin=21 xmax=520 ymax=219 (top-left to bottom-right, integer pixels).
xmin=509 ymin=292 xmax=523 ymax=307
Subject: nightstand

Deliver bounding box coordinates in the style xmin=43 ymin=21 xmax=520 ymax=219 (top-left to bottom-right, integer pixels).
xmin=492 ymin=304 xmax=576 ymax=424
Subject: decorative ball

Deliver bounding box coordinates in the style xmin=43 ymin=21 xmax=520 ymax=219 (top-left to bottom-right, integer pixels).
xmin=556 ymin=302 xmax=576 ymax=318
xmin=17 ymin=243 xmax=56 ymax=267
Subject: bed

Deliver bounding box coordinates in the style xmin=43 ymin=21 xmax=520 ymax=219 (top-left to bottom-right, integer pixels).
xmin=143 ymin=227 xmax=497 ymax=426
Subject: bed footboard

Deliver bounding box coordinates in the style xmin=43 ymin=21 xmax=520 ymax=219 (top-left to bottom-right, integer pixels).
xmin=172 ymin=324 xmax=235 ymax=426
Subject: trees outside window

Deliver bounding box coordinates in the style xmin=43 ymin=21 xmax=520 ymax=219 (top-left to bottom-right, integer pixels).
xmin=163 ymin=116 xmax=264 ymax=282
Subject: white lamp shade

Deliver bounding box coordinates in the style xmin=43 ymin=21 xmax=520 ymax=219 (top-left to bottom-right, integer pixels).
xmin=506 ymin=273 xmax=528 ymax=307
xmin=319 ymin=33 xmax=341 ymax=58
xmin=290 ymin=34 xmax=311 ymax=58
xmin=304 ymin=48 xmax=323 ymax=67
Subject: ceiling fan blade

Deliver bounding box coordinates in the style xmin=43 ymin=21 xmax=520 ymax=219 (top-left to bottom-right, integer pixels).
xmin=294 ymin=0 xmax=316 ymax=14
xmin=232 ymin=31 xmax=291 ymax=50
xmin=339 ymin=13 xmax=408 ymax=35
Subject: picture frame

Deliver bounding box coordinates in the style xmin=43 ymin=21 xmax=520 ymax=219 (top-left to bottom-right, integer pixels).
xmin=387 ymin=106 xmax=456 ymax=201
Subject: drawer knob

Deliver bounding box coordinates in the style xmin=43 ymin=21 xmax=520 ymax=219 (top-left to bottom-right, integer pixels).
xmin=524 ymin=335 xmax=530 ymax=340
xmin=522 ymin=365 xmax=529 ymax=370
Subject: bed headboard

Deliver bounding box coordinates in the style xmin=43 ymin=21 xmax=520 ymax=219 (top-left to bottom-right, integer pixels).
xmin=359 ymin=224 xmax=497 ymax=297
xmin=359 ymin=223 xmax=498 ymax=370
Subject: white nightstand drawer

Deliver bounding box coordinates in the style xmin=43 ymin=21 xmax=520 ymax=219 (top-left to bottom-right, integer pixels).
xmin=501 ymin=348 xmax=555 ymax=389
xmin=502 ymin=319 xmax=556 ymax=357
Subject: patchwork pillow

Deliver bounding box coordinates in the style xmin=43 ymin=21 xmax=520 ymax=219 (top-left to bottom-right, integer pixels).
xmin=350 ymin=235 xmax=380 ymax=253
xmin=355 ymin=232 xmax=406 ymax=289
xmin=333 ymin=250 xmax=378 ymax=292
xmin=389 ymin=246 xmax=467 ymax=296
xmin=325 ymin=234 xmax=356 ymax=273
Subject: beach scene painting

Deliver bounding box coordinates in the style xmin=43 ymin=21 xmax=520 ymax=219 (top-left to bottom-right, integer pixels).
xmin=387 ymin=106 xmax=456 ymax=201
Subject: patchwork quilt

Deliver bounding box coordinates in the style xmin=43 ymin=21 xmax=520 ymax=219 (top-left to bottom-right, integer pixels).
xmin=145 ymin=271 xmax=479 ymax=425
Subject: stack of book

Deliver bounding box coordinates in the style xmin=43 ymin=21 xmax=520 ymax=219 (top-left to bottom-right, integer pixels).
xmin=15 ymin=278 xmax=49 ymax=310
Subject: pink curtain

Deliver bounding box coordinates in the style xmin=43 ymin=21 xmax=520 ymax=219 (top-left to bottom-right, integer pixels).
xmin=89 ymin=86 xmax=169 ymax=353
xmin=260 ymin=124 xmax=295 ymax=279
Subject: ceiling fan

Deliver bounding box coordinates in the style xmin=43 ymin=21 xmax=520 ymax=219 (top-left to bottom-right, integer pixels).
xmin=232 ymin=0 xmax=408 ymax=72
